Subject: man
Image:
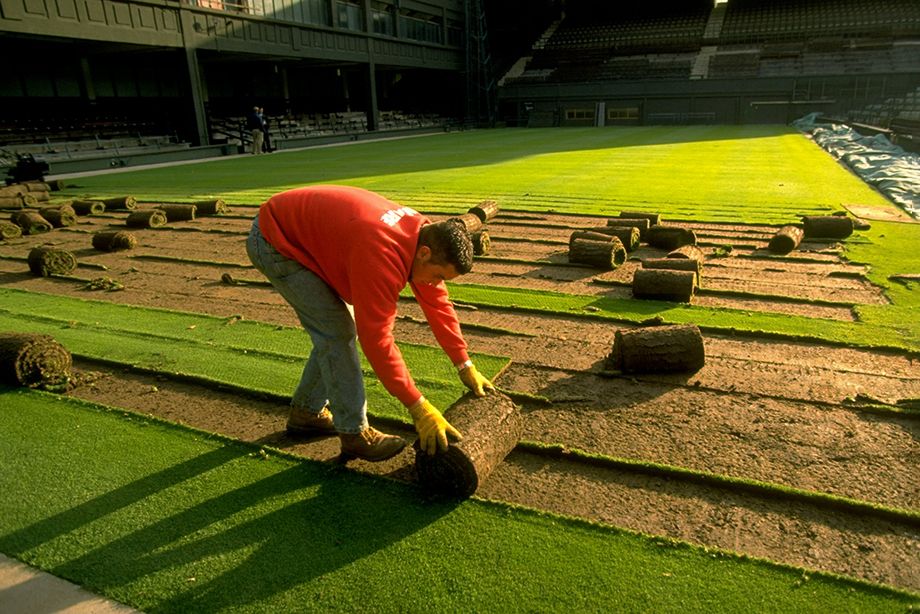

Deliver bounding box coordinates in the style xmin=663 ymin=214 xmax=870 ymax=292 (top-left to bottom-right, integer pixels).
xmin=246 ymin=185 xmax=495 ymax=462
xmin=246 ymin=106 xmax=264 ymax=155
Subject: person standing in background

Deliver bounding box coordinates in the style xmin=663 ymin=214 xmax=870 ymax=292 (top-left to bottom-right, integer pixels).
xmin=247 ymin=106 xmax=264 ymax=155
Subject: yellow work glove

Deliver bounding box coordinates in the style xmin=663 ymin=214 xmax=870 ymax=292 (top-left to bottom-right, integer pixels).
xmin=408 ymin=397 xmax=462 ymax=455
xmin=459 ymin=363 xmax=495 ymax=397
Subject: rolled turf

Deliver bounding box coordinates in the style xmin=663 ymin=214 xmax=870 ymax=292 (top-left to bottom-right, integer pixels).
xmin=0 ymin=332 xmax=71 ymax=388
xmin=27 ymin=247 xmax=77 ymax=277
xmin=0 ymin=389 xmax=915 ymax=613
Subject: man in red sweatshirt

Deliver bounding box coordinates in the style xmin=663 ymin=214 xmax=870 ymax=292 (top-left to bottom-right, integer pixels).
xmin=247 ymin=185 xmax=494 ymax=462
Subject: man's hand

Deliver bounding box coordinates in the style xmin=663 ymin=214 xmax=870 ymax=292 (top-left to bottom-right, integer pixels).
xmin=408 ymin=397 xmax=462 ymax=455
xmin=459 ymin=364 xmax=495 ymax=396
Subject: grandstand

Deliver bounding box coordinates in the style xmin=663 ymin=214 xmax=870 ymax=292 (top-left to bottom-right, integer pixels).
xmin=498 ymin=0 xmax=920 ymax=134
xmin=1 ymin=0 xmax=919 ymax=167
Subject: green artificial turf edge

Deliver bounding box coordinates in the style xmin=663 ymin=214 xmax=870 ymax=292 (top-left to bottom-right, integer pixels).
xmin=420 ymin=283 xmax=920 ymax=354
xmin=0 ymin=287 xmax=509 ymax=422
xmin=1 ymin=387 xmax=917 ymax=613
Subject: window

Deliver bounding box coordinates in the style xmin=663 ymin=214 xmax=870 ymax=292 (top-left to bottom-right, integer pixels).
xmin=566 ymin=109 xmax=593 ymax=120
xmin=336 ymin=1 xmax=362 ymax=31
xmin=607 ymin=107 xmax=639 ymax=120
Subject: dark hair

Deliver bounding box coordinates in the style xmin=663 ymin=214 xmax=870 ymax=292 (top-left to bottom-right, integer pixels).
xmin=418 ymin=221 xmax=474 ymax=274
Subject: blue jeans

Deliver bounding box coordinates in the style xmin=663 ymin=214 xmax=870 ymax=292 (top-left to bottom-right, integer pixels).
xmin=246 ymin=216 xmax=368 ymax=434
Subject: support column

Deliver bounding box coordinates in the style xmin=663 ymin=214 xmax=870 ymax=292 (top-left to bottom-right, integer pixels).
xmin=363 ymin=0 xmax=378 ymax=131
xmin=366 ymin=60 xmax=378 ymax=131
xmin=79 ymin=57 xmax=96 ymax=101
xmin=183 ymin=47 xmax=210 ymax=146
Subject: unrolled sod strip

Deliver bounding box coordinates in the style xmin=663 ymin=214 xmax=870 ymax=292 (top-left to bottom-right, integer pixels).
xmin=415 ymin=392 xmax=523 ymax=498
xmin=0 ymin=332 xmax=72 ymax=388
xmin=126 ymin=209 xmax=168 ymax=228
xmin=27 ymin=246 xmax=77 ymax=276
xmin=92 ymin=230 xmax=138 ymax=251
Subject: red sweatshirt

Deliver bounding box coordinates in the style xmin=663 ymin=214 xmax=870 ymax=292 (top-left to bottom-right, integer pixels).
xmin=257 ymin=185 xmax=470 ymax=407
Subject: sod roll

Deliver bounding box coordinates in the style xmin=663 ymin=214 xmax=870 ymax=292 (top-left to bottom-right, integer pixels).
xmin=126 ymin=209 xmax=168 ymax=228
xmin=468 ymin=199 xmax=500 ymax=223
xmin=646 ymin=225 xmax=697 ymax=250
xmin=0 ymin=184 xmax=26 ymax=196
xmin=31 ymin=191 xmax=50 ymax=203
xmin=471 ymin=230 xmax=490 ymax=256
xmin=802 ymin=215 xmax=854 ymax=239
xmin=0 ymin=196 xmax=26 ymax=209
xmin=768 ymin=225 xmax=804 ymax=254
xmin=569 ymin=237 xmax=626 ymax=269
xmin=23 ymin=181 xmax=51 ymax=192
xmin=632 ymin=268 xmax=696 ymax=302
xmin=102 ymin=196 xmax=138 ymax=210
xmin=27 ymin=246 xmax=77 ymax=276
xmin=587 ymin=225 xmax=640 ymax=251
xmin=71 ymin=200 xmax=106 ymax=215
xmin=606 ymin=217 xmax=651 ymax=239
xmin=414 ymin=392 xmax=522 ymax=498
xmin=618 ymin=211 xmax=661 ymax=226
xmin=47 ymin=179 xmax=66 ymax=191
xmin=40 ymin=204 xmax=78 ymax=228
xmin=0 ymin=332 xmax=72 ymax=388
xmin=641 ymin=257 xmax=701 ymax=281
xmin=569 ymin=230 xmax=616 ymax=246
xmin=1 ymin=221 xmax=23 ymax=240
xmin=194 ymin=199 xmax=228 ymax=215
xmin=158 ymin=204 xmax=197 ymax=222
xmin=449 ymin=212 xmax=483 ymax=234
xmin=92 ymin=230 xmax=138 ymax=252
xmin=11 ymin=210 xmax=52 ymax=234
xmin=668 ymin=245 xmax=704 ymax=261
xmin=607 ymin=324 xmax=705 ymax=373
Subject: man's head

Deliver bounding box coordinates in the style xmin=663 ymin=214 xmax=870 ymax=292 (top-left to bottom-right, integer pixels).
xmin=412 ymin=220 xmax=473 ymax=285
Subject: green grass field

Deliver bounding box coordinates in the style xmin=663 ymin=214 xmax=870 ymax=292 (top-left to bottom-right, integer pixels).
xmin=2 ymin=389 xmax=916 ymax=613
xmin=4 ymin=126 xmax=918 ymax=608
xmin=62 ymin=126 xmax=919 ymax=349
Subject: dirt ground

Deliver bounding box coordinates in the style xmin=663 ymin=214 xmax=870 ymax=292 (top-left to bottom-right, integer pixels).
xmin=1 ymin=205 xmax=918 ymax=593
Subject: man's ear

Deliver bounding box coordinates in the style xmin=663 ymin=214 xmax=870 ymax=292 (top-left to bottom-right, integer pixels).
xmin=416 ymin=245 xmax=432 ymax=262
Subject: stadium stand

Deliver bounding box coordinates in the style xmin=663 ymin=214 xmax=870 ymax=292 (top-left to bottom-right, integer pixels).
xmin=498 ymin=0 xmax=920 ymax=127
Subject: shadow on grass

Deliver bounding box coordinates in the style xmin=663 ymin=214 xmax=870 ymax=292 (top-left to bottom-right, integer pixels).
xmin=1 ymin=437 xmax=457 ymax=612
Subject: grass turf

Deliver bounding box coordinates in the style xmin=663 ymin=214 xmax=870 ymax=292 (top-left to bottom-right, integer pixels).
xmin=58 ymin=126 xmax=919 ymax=350
xmin=1 ymin=388 xmax=916 ymax=613
xmin=0 ymin=287 xmax=508 ymax=422
xmin=63 ymin=127 xmax=890 ymax=223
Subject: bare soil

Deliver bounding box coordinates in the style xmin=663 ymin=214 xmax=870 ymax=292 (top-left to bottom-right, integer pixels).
xmin=2 ymin=206 xmax=918 ymax=592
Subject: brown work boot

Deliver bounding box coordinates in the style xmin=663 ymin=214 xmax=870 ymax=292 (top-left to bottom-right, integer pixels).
xmin=286 ymin=407 xmax=336 ymax=437
xmin=339 ymin=427 xmax=407 ymax=462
